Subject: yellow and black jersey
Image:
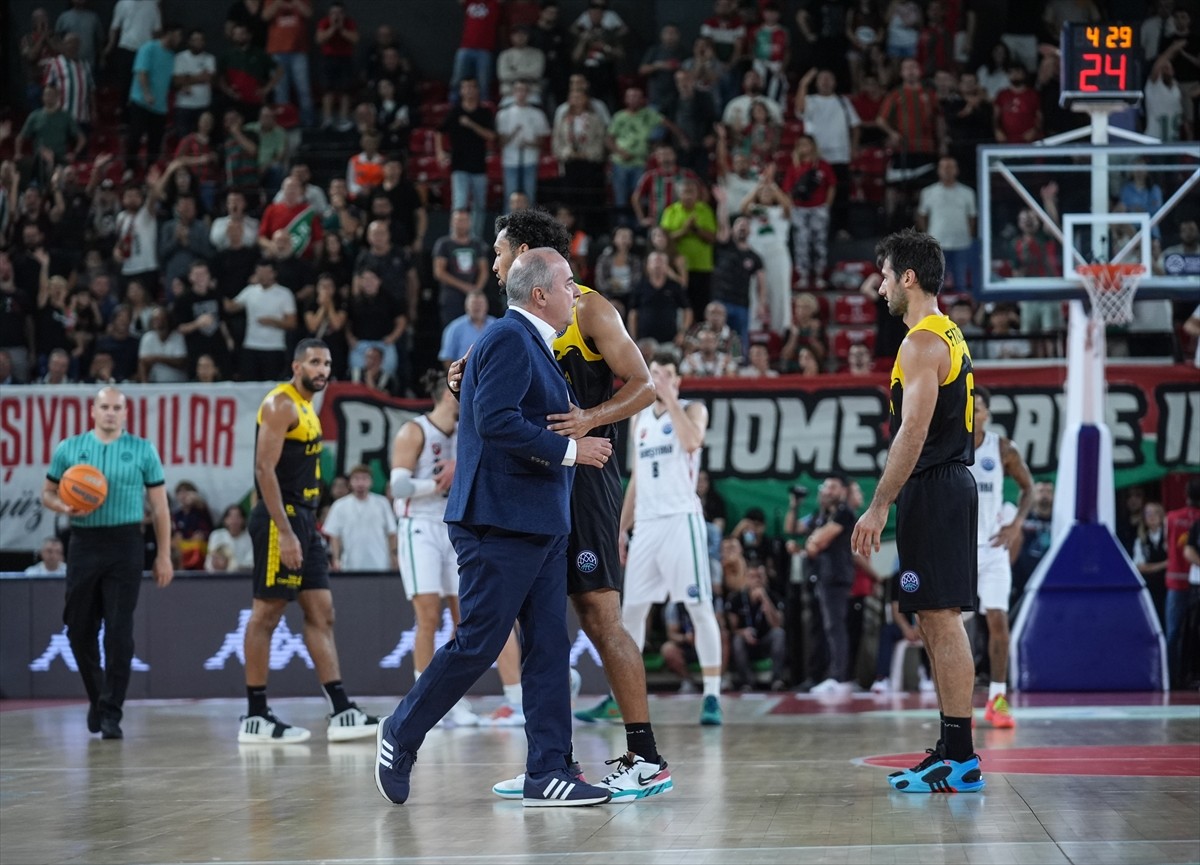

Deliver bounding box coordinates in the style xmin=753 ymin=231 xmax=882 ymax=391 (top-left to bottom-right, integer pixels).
xmin=255 ymin=382 xmax=323 ymax=509
xmin=889 ymin=313 xmax=975 ymax=475
xmin=553 ymin=285 xmax=617 ymax=440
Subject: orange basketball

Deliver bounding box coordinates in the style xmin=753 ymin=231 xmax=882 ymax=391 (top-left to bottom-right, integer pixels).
xmin=59 ymin=465 xmax=108 ymax=514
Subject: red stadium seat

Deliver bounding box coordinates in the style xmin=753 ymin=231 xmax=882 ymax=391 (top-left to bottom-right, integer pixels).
xmin=423 ymin=101 xmax=451 ymax=128
xmin=538 ymin=154 xmax=560 ymax=181
xmin=833 ymin=294 xmax=877 ymax=325
xmin=829 ymin=258 xmax=877 ymax=290
xmin=831 ymin=328 xmax=876 ymax=359
xmin=408 ymin=127 xmax=440 ymax=156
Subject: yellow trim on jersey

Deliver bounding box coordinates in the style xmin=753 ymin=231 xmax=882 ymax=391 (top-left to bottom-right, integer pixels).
xmin=553 ymin=284 xmax=603 ymax=363
xmin=266 ymin=520 xmax=280 ymax=587
xmin=257 ymin=383 xmax=323 ymax=443
xmin=896 ymin=313 xmax=972 ymax=387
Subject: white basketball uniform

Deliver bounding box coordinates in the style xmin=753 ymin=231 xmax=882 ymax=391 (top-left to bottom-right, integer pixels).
xmin=396 ymin=416 xmax=459 ymax=600
xmin=968 ymin=430 xmax=1012 ymax=611
xmin=624 ymin=403 xmax=712 ymax=607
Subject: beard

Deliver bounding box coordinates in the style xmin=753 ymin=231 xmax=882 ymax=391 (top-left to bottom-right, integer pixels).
xmin=300 ymin=373 xmax=327 ymax=392
xmin=887 ymin=291 xmax=908 ymax=318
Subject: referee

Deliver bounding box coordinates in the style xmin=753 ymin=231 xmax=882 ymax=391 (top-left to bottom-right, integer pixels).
xmin=42 ymin=387 xmax=173 ymax=740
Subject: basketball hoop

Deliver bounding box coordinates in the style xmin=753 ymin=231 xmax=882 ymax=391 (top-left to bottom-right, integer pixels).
xmin=1075 ymin=263 xmax=1145 ymax=326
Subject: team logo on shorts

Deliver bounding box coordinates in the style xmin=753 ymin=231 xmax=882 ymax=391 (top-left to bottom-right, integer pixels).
xmin=981 ymin=457 xmax=996 ymax=471
xmin=900 ymin=571 xmax=921 ymax=593
xmin=576 ymin=550 xmax=599 ymax=573
xmin=687 ymin=584 xmax=699 ymax=598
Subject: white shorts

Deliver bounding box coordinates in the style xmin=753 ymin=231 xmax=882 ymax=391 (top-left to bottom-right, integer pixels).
xmin=397 ymin=517 xmax=460 ymax=600
xmin=977 ymin=543 xmax=1012 ymax=612
xmin=624 ymin=513 xmax=712 ymax=607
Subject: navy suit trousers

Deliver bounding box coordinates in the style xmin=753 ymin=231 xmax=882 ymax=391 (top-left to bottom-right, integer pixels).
xmin=385 ymin=524 xmax=572 ymax=776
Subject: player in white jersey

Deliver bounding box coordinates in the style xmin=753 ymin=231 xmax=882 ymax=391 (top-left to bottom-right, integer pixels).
xmin=390 ymin=371 xmax=477 ymax=726
xmin=619 ymin=351 xmax=725 ymax=726
xmin=967 ymin=386 xmax=1033 ymax=729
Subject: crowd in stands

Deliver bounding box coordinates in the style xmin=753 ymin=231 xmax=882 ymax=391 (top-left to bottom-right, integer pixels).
xmin=4 ymin=0 xmax=1198 ymax=390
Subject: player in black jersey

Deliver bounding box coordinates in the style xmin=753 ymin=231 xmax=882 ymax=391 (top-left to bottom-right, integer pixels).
xmin=450 ymin=208 xmax=671 ymax=800
xmin=852 ymin=229 xmax=985 ymax=794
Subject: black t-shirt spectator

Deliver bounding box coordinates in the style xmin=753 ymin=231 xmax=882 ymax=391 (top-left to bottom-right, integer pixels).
xmin=711 ymin=242 xmax=764 ymax=309
xmin=812 ymin=503 xmax=856 ymax=586
xmin=384 ymin=180 xmax=423 ymax=248
xmin=725 ymin=584 xmax=782 ymax=638
xmin=629 ymin=277 xmax=689 ymax=344
xmin=0 ymin=287 xmax=35 ymax=352
xmin=94 ymin=332 xmax=140 ymax=381
xmin=303 ymin=292 xmax=349 ymax=378
xmin=442 ymin=105 xmax=494 ymax=174
xmin=226 ymin=0 xmax=268 ymax=47
xmin=355 ymin=247 xmax=411 ymax=303
xmin=274 ymin=256 xmax=318 ymax=302
xmin=348 ymin=291 xmax=402 ymax=342
xmin=174 ymin=290 xmax=227 ymax=361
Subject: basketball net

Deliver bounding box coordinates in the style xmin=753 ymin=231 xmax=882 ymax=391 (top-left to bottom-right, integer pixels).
xmin=1075 ymin=262 xmax=1146 ymax=326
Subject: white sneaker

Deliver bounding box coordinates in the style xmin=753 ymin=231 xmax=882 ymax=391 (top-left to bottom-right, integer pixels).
xmin=445 ymin=699 xmax=479 ymax=727
xmin=238 ymin=711 xmax=312 ymax=744
xmin=481 ymin=702 xmax=525 ymax=727
xmin=569 ymin=668 xmax=582 ymax=701
xmin=870 ymin=679 xmax=891 ymax=694
xmin=328 ymin=704 xmax=380 ymax=742
xmin=810 ymin=678 xmax=840 ymax=695
xmin=598 ymin=754 xmax=673 ymax=801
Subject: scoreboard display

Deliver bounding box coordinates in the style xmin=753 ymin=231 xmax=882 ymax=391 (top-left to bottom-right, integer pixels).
xmin=1060 ymin=22 xmax=1143 ymax=106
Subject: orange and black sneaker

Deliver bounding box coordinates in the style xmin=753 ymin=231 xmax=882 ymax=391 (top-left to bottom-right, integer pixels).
xmin=984 ymin=694 xmax=1016 ymax=729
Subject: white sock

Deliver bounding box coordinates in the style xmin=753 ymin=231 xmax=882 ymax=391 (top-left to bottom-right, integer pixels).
xmin=703 ymin=675 xmax=722 ymax=698
xmin=503 ymin=683 xmax=523 ymax=708
xmin=414 ymin=669 xmax=422 ymax=683
xmin=988 ymin=681 xmax=1006 ymax=700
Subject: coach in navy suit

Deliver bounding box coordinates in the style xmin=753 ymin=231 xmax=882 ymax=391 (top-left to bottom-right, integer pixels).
xmin=375 ymin=249 xmax=616 ymax=807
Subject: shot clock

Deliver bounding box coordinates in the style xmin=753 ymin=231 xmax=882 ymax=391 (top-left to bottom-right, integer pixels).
xmin=1060 ymin=22 xmax=1143 ymax=107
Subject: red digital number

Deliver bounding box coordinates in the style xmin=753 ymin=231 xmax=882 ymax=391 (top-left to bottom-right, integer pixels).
xmin=1080 ymin=53 xmax=1102 ymax=90
xmin=1105 ymin=53 xmax=1128 ymax=89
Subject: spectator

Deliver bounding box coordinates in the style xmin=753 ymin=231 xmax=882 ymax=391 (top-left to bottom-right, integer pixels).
xmin=65 ymin=287 xmax=102 ymax=371
xmin=783 ymin=135 xmax=836 ymax=291
xmin=244 ymin=105 xmax=289 ymax=195
xmin=210 ymin=190 xmax=260 ymax=253
xmin=356 ymin=219 xmax=416 ymax=313
xmin=917 ymin=0 xmax=952 ymax=78
xmin=748 ymin=2 xmax=790 ymax=103
xmin=685 ymin=300 xmax=744 ymax=363
xmin=347 ymin=265 xmax=407 ymax=381
xmin=111 ymin=171 xmax=161 ymax=288
xmin=592 ymin=225 xmax=642 ymax=315
xmin=845 ymin=0 xmax=887 ymax=92
xmin=263 ymin=0 xmax=315 ymax=127
xmin=648 ymin=225 xmax=690 ymax=289
xmin=364 ymin=23 xmax=399 ymax=84
xmin=977 ymin=41 xmax=1014 ymax=100
xmin=451 ymin=0 xmax=501 ymax=102
xmin=16 ymin=86 xmax=87 ymax=177
xmin=794 ymin=68 xmax=860 ymax=239
xmin=660 ymin=602 xmax=704 ymax=693
xmin=433 ymin=209 xmax=489 ymax=328
xmin=350 ymin=344 xmax=401 ymax=395
xmin=876 ymin=57 xmax=940 ymax=224
xmin=681 ymin=326 xmax=737 ymax=377
xmin=551 ymin=88 xmax=609 ymax=233
xmin=701 ymin=0 xmax=747 ymax=81
xmin=607 ymin=86 xmax=664 ymax=226
xmin=994 ymin=63 xmax=1042 ymax=143
xmin=173 ymin=111 xmax=220 ymax=213
xmin=105 ymin=0 xmax=161 ymax=114
xmin=1012 ymin=198 xmax=1064 ymax=358
xmin=660 ymin=178 xmax=717 ymax=317
xmin=802 ymin=473 xmax=858 ymax=693
xmin=639 ymin=24 xmax=687 ymax=112
xmin=379 ymin=158 xmax=428 ymax=255
xmin=738 ymin=342 xmax=778 ymax=378
xmin=663 ymin=67 xmax=718 ymax=177
xmin=56 ymin=0 xmax=104 ymax=71
xmin=497 ymin=24 xmax=545 ymax=102
xmin=733 ymin=99 xmax=781 ymax=169
xmin=93 ymin=304 xmax=140 ymax=381
xmin=0 ymin=252 xmax=35 ymax=383
xmin=39 ymin=347 xmax=75 ymax=384
xmin=217 ymin=22 xmax=281 ymax=121
xmin=159 ymin=195 xmax=213 ymax=295
xmin=44 ymin=34 xmax=96 ymax=133
xmin=85 ymin=351 xmax=119 ymax=384
xmin=1158 ymin=219 xmax=1200 ymax=279
xmin=737 ymin=174 xmax=792 ymax=335
xmin=316 ymin=1 xmax=359 ymax=131
xmin=851 ymin=72 xmax=888 ymax=147
xmin=25 ymin=537 xmax=67 ymax=576
xmin=916 ymin=157 xmax=977 ymax=295
xmin=321 ymin=464 xmax=397 ymax=572
xmin=439 ymin=78 xmax=496 ymax=242
xmin=172 ymin=29 xmax=216 ymax=138
xmin=175 ymin=260 xmax=234 ymax=377
xmin=125 ymin=24 xmax=182 ymax=176
xmin=845 ymin=342 xmax=874 ymax=374
xmin=711 ymin=188 xmax=765 ymax=353
xmin=220 ymin=110 xmax=262 ymax=206
xmin=263 ymin=227 xmax=317 ymax=306
xmin=224 ymin=258 xmax=297 ymax=380
xmin=347 ymin=130 xmax=386 ymax=199
xmin=1012 ymin=481 xmax=1055 ymax=605
xmin=496 ymin=82 xmax=550 ymax=206
xmin=302 ymin=273 xmax=349 ymax=378
xmin=1133 ymin=502 xmax=1170 ymax=629
xmin=1165 ymin=479 xmax=1200 ymax=689
xmin=947 ymin=296 xmax=984 ymax=339
xmin=439 ymin=289 xmax=495 ymax=367
xmin=570 ymin=0 xmax=626 ymax=107
xmin=258 ymin=175 xmax=322 ymax=260
xmin=780 ymin=290 xmax=827 ymax=369
xmin=171 ymin=480 xmax=214 ymax=570
xmin=984 ymin=303 xmax=1031 ymax=360
xmin=726 ymin=562 xmax=787 ymax=690
xmin=1145 ymin=46 xmax=1190 ymax=142
xmin=552 ymin=73 xmax=613 ymax=126
xmin=627 ymin=251 xmax=692 ymax=347
xmin=205 ymin=504 xmax=254 ymax=572
xmin=137 ymin=306 xmax=188 ymax=383
xmin=697 ymin=469 xmax=727 ymax=580
xmin=942 ymin=72 xmax=994 ymax=189
xmin=722 ymin=69 xmax=784 ymax=132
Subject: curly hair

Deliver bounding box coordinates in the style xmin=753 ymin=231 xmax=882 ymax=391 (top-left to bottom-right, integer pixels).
xmin=494 ymin=208 xmax=571 ymax=258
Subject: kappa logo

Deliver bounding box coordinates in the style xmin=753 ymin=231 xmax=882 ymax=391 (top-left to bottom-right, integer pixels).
xmin=981 ymin=457 xmax=996 ymax=471
xmin=204 ymin=609 xmax=315 ymax=670
xmin=29 ymin=626 xmax=150 ymax=673
xmin=576 ymin=550 xmax=598 ymax=573
xmin=900 ymin=571 xmax=921 ymax=593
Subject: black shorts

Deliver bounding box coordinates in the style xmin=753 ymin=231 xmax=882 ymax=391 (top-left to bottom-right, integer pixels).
xmin=249 ymin=502 xmax=330 ymax=601
xmin=567 ymin=457 xmax=622 ymax=596
xmin=894 ymin=462 xmax=978 ymax=614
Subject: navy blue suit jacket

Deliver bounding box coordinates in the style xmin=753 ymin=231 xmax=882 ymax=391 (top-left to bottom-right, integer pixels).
xmin=445 ymin=309 xmax=575 ymax=535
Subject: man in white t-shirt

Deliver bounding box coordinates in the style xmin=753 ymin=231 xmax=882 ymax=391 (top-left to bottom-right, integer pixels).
xmin=916 ymin=157 xmax=978 ymax=294
xmin=495 ymin=82 xmax=550 ymax=206
xmin=137 ymin=306 xmax=189 ymax=383
xmin=24 ymin=537 xmax=67 ymax=576
xmin=224 ymin=259 xmax=297 ymax=381
xmin=322 ymin=464 xmax=397 ymax=572
xmin=795 ymin=68 xmax=860 ymax=237
xmin=172 ymin=29 xmax=216 ymax=136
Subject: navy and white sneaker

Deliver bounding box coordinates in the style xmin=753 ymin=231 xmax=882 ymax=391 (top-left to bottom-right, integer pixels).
xmin=522 ymin=768 xmax=612 ymax=807
xmin=492 ymin=760 xmax=587 ymax=800
xmin=374 ymin=716 xmax=417 ymax=804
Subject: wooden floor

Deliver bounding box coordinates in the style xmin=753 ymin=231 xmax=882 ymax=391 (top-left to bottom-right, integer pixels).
xmin=1 ymin=691 xmax=1198 ymax=865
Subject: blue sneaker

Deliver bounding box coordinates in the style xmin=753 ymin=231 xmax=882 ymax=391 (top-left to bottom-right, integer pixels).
xmin=889 ymin=752 xmax=985 ymax=794
xmin=492 ymin=760 xmax=587 ymax=800
xmin=523 ymin=768 xmax=612 ymax=807
xmin=699 ymin=695 xmax=723 ymax=726
xmin=374 ymin=716 xmax=417 ymax=804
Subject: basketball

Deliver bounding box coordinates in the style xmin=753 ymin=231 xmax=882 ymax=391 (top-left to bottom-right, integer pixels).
xmin=59 ymin=465 xmax=108 ymax=514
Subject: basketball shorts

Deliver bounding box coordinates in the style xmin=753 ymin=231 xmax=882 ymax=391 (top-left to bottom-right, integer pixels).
xmin=894 ymin=462 xmax=978 ymax=614
xmin=976 ymin=543 xmax=1013 ymax=612
xmin=249 ymin=502 xmax=330 ymax=600
xmin=624 ymin=512 xmax=712 ymax=608
xmin=397 ymin=516 xmax=460 ymax=600
xmin=567 ymin=459 xmax=623 ymax=596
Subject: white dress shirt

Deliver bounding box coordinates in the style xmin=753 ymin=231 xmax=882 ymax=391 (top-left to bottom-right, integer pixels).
xmin=510 ymin=305 xmax=577 ymax=466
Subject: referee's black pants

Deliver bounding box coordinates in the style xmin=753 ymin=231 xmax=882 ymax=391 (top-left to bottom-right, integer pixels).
xmin=64 ymin=525 xmax=144 ymax=722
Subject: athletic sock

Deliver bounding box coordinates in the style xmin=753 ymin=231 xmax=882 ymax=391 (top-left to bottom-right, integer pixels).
xmin=503 ymin=683 xmax=523 ymax=708
xmin=322 ymin=680 xmax=353 ymax=714
xmin=939 ymin=711 xmax=946 ymax=744
xmin=942 ymin=715 xmax=974 ymax=762
xmin=247 ymin=686 xmax=268 ymax=717
xmin=702 ymin=675 xmax=721 ymax=698
xmin=988 ymin=681 xmax=1006 ymax=701
xmin=625 ymin=723 xmax=660 ymax=763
